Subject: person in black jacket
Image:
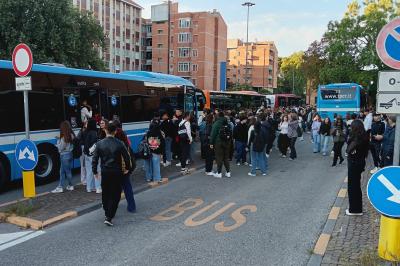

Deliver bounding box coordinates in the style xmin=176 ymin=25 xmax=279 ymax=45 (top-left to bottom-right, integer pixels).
xmin=92 ymin=122 xmax=131 ymax=226
xmin=376 ymin=116 xmax=396 ymax=167
xmin=319 ymin=117 xmax=331 ymax=156
xmin=83 ymin=119 xmax=101 ymax=193
xmin=346 ymin=120 xmax=369 ymax=216
xmin=204 ymin=114 xmax=215 ymax=175
xmin=248 ymin=121 xmax=268 ymax=176
xmin=369 ymin=113 xmax=385 ymax=174
xmin=145 ymin=116 xmax=165 ymax=182
xmin=233 ymin=116 xmax=248 ymax=166
xmin=160 ymin=112 xmax=175 ymax=167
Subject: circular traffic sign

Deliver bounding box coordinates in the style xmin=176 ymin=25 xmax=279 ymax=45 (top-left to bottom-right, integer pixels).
xmin=15 ymin=139 xmax=38 ymax=171
xmin=367 ymin=166 xmax=400 ymax=218
xmin=12 ymin=43 xmax=33 ymax=77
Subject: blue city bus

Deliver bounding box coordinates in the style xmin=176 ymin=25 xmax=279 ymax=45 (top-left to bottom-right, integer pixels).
xmin=317 ymin=83 xmax=367 ymax=120
xmin=0 ymin=60 xmax=205 ymax=189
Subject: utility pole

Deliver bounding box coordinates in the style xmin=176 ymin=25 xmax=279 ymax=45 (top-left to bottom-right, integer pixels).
xmin=242 ymin=2 xmax=255 ymax=87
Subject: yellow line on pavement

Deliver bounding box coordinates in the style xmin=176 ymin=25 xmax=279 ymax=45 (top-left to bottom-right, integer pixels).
xmin=313 ymin=233 xmax=331 ymax=255
xmin=328 ymin=207 xmax=340 ymax=220
xmin=337 ymin=188 xmax=347 ymax=198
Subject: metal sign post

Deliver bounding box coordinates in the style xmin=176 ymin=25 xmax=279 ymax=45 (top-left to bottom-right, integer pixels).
xmin=375 ymin=19 xmax=400 ymax=262
xmin=12 ymin=43 xmax=35 ymax=199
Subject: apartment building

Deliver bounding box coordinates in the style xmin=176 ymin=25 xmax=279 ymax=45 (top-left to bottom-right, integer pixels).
xmin=72 ymin=0 xmax=143 ymax=72
xmin=141 ymin=18 xmax=152 ymax=71
xmin=150 ymin=2 xmax=227 ymax=91
xmin=227 ymin=39 xmax=278 ymax=92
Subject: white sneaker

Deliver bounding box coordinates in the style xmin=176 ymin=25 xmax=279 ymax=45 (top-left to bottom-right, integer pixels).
xmin=236 ymin=162 xmax=241 ymax=166
xmin=225 ymin=172 xmax=231 ymax=178
xmin=96 ymin=188 xmax=102 ymax=194
xmin=345 ymin=209 xmax=363 ymax=216
xmin=370 ymin=167 xmax=379 ymax=174
xmin=164 ymin=161 xmax=171 ymax=167
xmin=244 ymin=162 xmax=249 ymax=166
xmin=176 ymin=163 xmax=181 ymax=167
xmin=248 ymin=173 xmax=256 ymax=177
xmin=51 ymin=187 xmax=63 ymax=193
xmin=281 ymin=155 xmax=287 ymax=158
xmin=214 ymin=173 xmax=222 ymax=178
xmin=262 ymin=173 xmax=267 ymax=176
xmin=66 ymin=185 xmax=74 ymax=191
xmin=266 ymin=154 xmax=270 ymax=158
xmin=206 ymin=172 xmax=215 ymax=176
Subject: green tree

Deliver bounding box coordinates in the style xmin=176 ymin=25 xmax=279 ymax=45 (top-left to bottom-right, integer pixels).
xmin=278 ymin=52 xmax=306 ymax=96
xmin=0 ymin=0 xmax=105 ymax=70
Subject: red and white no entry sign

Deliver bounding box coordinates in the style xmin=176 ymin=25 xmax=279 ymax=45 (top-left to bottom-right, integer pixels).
xmin=12 ymin=43 xmax=33 ymax=77
xmin=376 ymin=18 xmax=400 ymax=70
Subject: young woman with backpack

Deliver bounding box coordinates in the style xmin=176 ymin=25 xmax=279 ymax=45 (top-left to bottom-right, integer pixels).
xmin=248 ymin=121 xmax=268 ymax=176
xmin=145 ymin=116 xmax=165 ymax=183
xmin=210 ymin=112 xmax=232 ymax=178
xmin=178 ymin=112 xmax=192 ymax=173
xmin=52 ymin=121 xmax=76 ymax=193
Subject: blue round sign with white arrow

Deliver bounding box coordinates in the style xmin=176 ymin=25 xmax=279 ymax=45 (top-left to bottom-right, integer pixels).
xmin=15 ymin=139 xmax=38 ymax=171
xmin=367 ymin=166 xmax=400 ymax=218
xmin=111 ymin=95 xmax=117 ymax=106
xmin=68 ymin=95 xmax=77 ymax=107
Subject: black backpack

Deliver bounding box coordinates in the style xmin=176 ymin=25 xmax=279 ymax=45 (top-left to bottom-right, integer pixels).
xmin=72 ymin=137 xmax=82 ymax=159
xmin=137 ymin=140 xmax=151 ymax=160
xmin=219 ymin=122 xmax=232 ymax=142
xmin=178 ymin=121 xmax=189 ymax=142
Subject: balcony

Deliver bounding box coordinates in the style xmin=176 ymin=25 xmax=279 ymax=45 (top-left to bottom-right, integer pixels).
xmin=145 ymin=60 xmax=152 ymax=65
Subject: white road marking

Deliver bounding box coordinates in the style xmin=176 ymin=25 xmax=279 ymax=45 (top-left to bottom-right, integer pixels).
xmin=377 ymin=174 xmax=400 ymax=204
xmin=0 ymin=231 xmax=45 ymax=252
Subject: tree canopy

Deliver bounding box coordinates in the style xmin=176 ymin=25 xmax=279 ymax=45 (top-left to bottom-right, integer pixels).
xmin=0 ymin=0 xmax=105 ymax=70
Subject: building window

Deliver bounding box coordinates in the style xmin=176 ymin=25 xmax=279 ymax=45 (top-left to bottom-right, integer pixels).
xmin=192 ymin=64 xmax=198 ymax=72
xmin=192 ymin=49 xmax=198 ymax=57
xmin=178 ymin=48 xmax=190 ymax=58
xmin=179 ymin=18 xmax=191 ymax=28
xmin=157 ymin=29 xmax=163 ymax=34
xmin=170 ymin=50 xmax=174 ymax=58
xmin=157 ymin=43 xmax=163 ymax=48
xmin=158 ymin=58 xmax=163 ymax=62
xmin=178 ymin=33 xmax=192 ymax=43
xmin=192 ymin=78 xmax=197 ymax=85
xmin=178 ymin=62 xmax=190 ymax=72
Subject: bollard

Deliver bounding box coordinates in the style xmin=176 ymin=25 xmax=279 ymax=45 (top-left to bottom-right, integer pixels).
xmin=378 ymin=215 xmax=400 ymax=261
xmin=22 ymin=171 xmax=36 ymax=198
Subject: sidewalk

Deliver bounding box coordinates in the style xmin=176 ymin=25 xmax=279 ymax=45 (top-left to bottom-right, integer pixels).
xmin=0 ymin=152 xmax=204 ymax=228
xmin=321 ymin=160 xmax=385 ymax=265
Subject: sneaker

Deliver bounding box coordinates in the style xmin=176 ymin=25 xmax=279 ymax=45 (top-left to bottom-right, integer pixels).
xmin=96 ymin=188 xmax=102 ymax=194
xmin=289 ymin=158 xmax=294 ymax=161
xmin=51 ymin=187 xmax=63 ymax=193
xmin=186 ymin=160 xmax=190 ymax=165
xmin=206 ymin=172 xmax=215 ymax=176
xmin=266 ymin=154 xmax=270 ymax=158
xmin=164 ymin=161 xmax=171 ymax=167
xmin=146 ymin=179 xmax=152 ymax=182
xmin=262 ymin=173 xmax=267 ymax=176
xmin=281 ymin=155 xmax=287 ymax=158
xmin=66 ymin=185 xmax=74 ymax=191
xmin=236 ymin=162 xmax=241 ymax=166
xmin=249 ymin=164 xmax=252 ymax=167
xmin=176 ymin=163 xmax=182 ymax=167
xmin=248 ymin=173 xmax=256 ymax=177
xmin=370 ymin=167 xmax=379 ymax=174
xmin=214 ymin=173 xmax=222 ymax=178
xmin=104 ymin=218 xmax=113 ymax=226
xmin=181 ymin=168 xmax=188 ymax=172
xmin=345 ymin=209 xmax=363 ymax=216
xmin=244 ymin=162 xmax=249 ymax=166
xmin=225 ymin=172 xmax=231 ymax=178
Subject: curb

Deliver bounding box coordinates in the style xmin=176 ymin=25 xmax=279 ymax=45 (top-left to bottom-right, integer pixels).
xmin=1 ymin=164 xmax=205 ymax=230
xmin=307 ymin=176 xmax=348 ymax=266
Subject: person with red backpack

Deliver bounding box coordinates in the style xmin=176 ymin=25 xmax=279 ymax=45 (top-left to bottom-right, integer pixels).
xmin=210 ymin=111 xmax=232 ymax=178
xmin=145 ymin=114 xmax=165 ymax=183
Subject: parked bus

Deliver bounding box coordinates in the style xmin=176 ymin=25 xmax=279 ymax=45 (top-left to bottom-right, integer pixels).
xmin=317 ymin=83 xmax=367 ymax=120
xmin=204 ymin=90 xmax=266 ymax=111
xmin=0 ymin=60 xmax=205 ymax=188
xmin=265 ymin=94 xmax=302 ymax=109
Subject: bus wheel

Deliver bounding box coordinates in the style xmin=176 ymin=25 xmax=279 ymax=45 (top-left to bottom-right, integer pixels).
xmin=35 ymin=145 xmax=60 ymax=185
xmin=0 ymin=160 xmax=9 ymax=192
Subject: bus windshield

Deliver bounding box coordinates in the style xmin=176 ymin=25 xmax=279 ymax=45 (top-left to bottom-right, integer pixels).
xmin=320 ymin=87 xmax=356 ymax=100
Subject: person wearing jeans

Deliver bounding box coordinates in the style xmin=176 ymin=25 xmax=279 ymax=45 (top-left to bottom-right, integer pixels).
xmin=145 ymin=115 xmax=165 ymax=182
xmin=248 ymin=121 xmax=268 ymax=176
xmin=52 ymin=121 xmax=75 ymax=193
xmin=319 ymin=117 xmax=332 ymax=156
xmin=311 ymin=115 xmax=322 ymax=153
xmin=83 ymin=119 xmax=101 ymax=193
xmin=160 ymin=112 xmax=175 ymax=166
xmin=233 ymin=117 xmax=248 ymax=165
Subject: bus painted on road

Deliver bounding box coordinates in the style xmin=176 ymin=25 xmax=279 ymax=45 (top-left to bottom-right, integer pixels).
xmin=265 ymin=94 xmax=302 ymax=109
xmin=204 ymin=90 xmax=266 ymax=111
xmin=0 ymin=60 xmax=205 ymax=188
xmin=317 ymin=83 xmax=367 ymax=120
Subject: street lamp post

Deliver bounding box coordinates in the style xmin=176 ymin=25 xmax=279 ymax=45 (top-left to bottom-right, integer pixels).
xmin=242 ymin=2 xmax=255 ymax=87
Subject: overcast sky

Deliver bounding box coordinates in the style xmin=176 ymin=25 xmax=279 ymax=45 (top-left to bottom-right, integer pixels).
xmin=138 ymin=0 xmax=353 ymax=57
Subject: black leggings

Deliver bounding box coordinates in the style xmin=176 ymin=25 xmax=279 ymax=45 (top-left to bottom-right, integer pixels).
xmin=347 ymin=160 xmax=365 ymax=213
xmin=333 ymin=141 xmax=344 ymax=165
xmin=278 ymin=134 xmax=289 ymax=156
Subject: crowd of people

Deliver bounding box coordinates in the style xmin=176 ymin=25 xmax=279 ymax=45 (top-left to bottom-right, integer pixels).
xmin=50 ymin=100 xmax=397 ymax=225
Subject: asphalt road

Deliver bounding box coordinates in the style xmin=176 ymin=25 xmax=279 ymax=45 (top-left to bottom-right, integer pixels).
xmin=0 ymin=138 xmax=348 ymax=266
